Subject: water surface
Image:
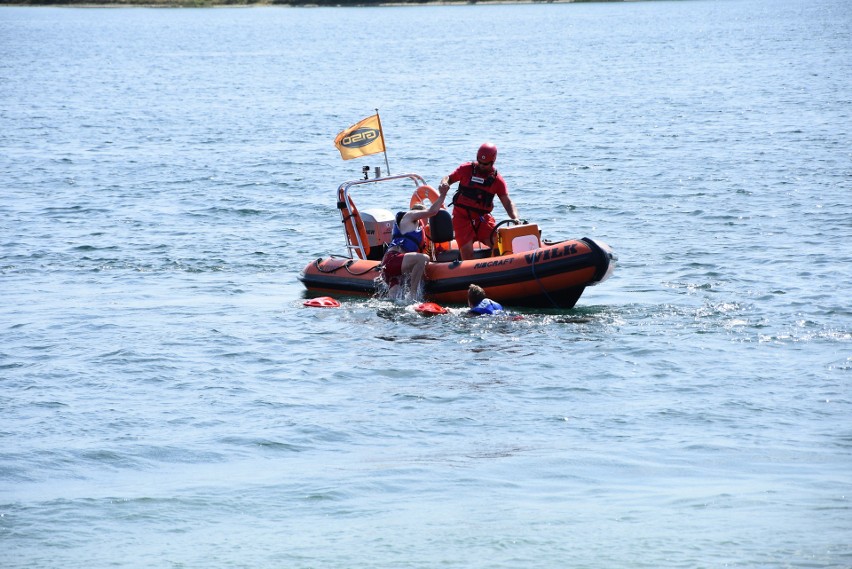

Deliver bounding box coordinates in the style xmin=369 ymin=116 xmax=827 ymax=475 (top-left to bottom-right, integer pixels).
xmin=1 ymin=1 xmax=850 ymax=567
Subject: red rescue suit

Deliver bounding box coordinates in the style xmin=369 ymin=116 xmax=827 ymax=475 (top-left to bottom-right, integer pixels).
xmin=448 ymin=162 xmax=508 ymax=246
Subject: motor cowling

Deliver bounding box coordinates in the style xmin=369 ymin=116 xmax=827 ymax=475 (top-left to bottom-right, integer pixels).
xmin=360 ymin=208 xmax=395 ymax=260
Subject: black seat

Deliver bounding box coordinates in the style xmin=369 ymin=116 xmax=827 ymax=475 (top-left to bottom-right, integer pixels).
xmin=429 ymin=209 xmax=453 ymax=243
xmin=429 ymin=210 xmax=460 ymax=262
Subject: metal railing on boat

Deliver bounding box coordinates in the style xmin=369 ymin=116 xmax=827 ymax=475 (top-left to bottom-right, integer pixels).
xmin=337 ymin=173 xmax=428 ymax=260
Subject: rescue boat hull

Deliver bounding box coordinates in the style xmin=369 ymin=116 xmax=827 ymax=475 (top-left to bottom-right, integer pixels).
xmin=300 ymin=237 xmax=615 ymax=309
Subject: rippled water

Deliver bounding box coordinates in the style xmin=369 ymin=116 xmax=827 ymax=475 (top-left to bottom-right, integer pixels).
xmin=1 ymin=1 xmax=850 ymax=567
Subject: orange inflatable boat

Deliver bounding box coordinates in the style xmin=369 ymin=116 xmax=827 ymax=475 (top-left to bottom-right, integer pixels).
xmin=300 ymin=172 xmax=616 ymax=309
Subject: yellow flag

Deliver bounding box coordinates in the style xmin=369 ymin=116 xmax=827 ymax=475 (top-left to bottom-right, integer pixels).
xmin=334 ymin=114 xmax=385 ymax=160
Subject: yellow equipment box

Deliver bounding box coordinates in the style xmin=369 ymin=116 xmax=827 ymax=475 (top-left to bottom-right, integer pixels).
xmin=497 ymin=224 xmax=541 ymax=255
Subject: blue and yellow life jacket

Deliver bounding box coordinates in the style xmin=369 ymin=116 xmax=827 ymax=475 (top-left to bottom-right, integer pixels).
xmin=389 ymin=223 xmax=424 ymax=253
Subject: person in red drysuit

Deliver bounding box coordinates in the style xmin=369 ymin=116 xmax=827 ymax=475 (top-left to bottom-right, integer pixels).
xmin=438 ymin=142 xmax=520 ymax=261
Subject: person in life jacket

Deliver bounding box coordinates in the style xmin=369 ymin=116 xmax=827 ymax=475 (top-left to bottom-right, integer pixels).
xmin=381 ymin=184 xmax=449 ymax=301
xmin=438 ymin=142 xmax=520 ymax=260
xmin=467 ymin=284 xmax=504 ymax=315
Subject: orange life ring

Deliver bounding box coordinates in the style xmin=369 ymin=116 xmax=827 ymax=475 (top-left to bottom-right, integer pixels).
xmin=410 ymin=185 xmax=442 ymax=252
xmin=410 ymin=185 xmax=441 ymax=209
xmin=338 ymin=189 xmax=370 ymax=259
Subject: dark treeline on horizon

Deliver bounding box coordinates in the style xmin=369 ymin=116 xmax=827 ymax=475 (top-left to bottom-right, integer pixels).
xmin=1 ymin=0 xmax=611 ymax=5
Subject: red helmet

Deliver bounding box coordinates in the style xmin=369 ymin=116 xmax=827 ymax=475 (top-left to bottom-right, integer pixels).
xmin=477 ymin=142 xmax=498 ymax=163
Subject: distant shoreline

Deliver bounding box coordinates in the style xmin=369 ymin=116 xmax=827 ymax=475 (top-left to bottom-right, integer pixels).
xmin=1 ymin=0 xmax=623 ymax=6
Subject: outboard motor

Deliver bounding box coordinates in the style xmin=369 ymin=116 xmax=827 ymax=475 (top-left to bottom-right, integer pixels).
xmin=361 ymin=208 xmax=394 ymax=261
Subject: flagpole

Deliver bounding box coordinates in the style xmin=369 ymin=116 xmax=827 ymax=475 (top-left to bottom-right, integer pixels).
xmin=375 ymin=108 xmax=391 ymax=176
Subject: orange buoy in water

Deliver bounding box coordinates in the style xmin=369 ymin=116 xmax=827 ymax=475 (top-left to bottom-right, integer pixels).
xmin=303 ymin=296 xmax=341 ymax=308
xmin=414 ymin=302 xmax=449 ymax=315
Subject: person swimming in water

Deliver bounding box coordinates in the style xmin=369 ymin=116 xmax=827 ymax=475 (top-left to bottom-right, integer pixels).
xmin=467 ymin=284 xmax=504 ymax=315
